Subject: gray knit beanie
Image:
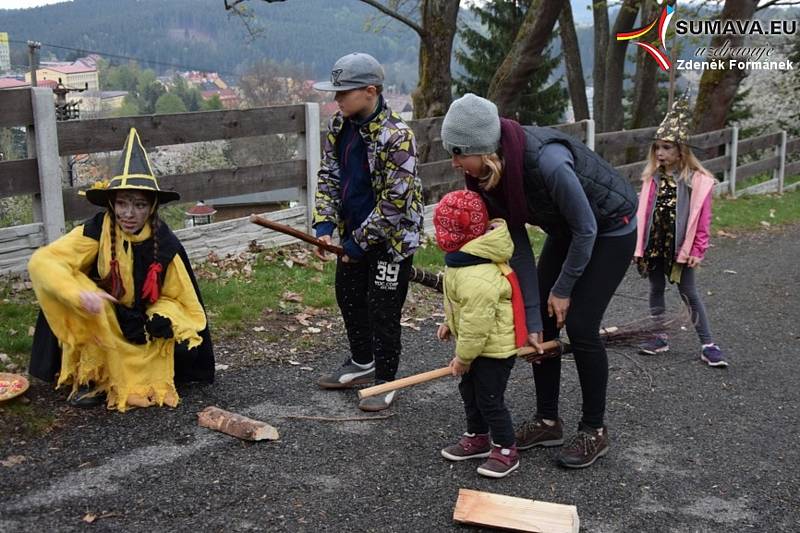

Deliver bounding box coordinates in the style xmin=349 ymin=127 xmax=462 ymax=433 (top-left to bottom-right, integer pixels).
xmin=441 ymin=93 xmax=501 ymax=156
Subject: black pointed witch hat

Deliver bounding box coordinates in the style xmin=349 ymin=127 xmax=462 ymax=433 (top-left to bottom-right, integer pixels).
xmin=85 ymin=128 xmax=180 ymax=207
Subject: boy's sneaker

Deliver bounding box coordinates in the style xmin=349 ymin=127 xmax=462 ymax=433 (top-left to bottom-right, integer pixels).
xmin=357 ymin=386 xmax=396 ymax=412
xmin=441 ymin=433 xmax=492 ymax=461
xmin=515 ymin=416 xmax=564 ymax=450
xmin=317 ymin=358 xmax=375 ymax=389
xmin=557 ymin=423 xmax=609 ymax=469
xmin=701 ymin=344 xmax=729 ymax=367
xmin=476 ymin=444 xmax=520 ymax=479
xmin=638 ymin=335 xmax=669 ymax=355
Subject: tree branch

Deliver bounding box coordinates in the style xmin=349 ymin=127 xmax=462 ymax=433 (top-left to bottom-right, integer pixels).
xmin=756 ymin=0 xmax=800 ymax=10
xmin=358 ymin=0 xmax=426 ymax=37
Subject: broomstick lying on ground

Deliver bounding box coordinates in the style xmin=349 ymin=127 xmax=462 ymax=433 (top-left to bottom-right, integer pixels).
xmin=250 ymin=214 xmax=443 ymax=292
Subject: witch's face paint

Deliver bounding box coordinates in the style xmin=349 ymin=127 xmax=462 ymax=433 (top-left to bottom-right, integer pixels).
xmin=114 ymin=190 xmax=152 ymax=234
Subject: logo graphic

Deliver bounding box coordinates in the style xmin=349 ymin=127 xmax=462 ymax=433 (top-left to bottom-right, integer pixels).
xmin=616 ymin=2 xmax=676 ymax=71
xmin=331 ymin=68 xmax=343 ymax=86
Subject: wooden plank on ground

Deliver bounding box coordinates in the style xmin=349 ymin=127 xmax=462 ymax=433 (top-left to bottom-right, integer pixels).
xmin=0 ymin=158 xmax=39 ymax=198
xmin=0 ymin=88 xmax=34 ymax=128
xmin=57 ymin=104 xmax=306 ymax=155
xmin=197 ymin=406 xmax=279 ymax=441
xmin=453 ymin=489 xmax=579 ymax=533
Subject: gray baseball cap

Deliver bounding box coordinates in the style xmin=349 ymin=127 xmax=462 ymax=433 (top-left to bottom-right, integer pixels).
xmin=313 ymin=53 xmax=385 ymax=92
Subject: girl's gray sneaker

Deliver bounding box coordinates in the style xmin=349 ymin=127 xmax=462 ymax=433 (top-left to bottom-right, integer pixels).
xmin=701 ymin=344 xmax=728 ymax=367
xmin=638 ymin=335 xmax=669 ymax=355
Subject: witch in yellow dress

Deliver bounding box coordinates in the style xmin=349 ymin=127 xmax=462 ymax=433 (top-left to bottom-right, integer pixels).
xmin=28 ymin=128 xmax=214 ymax=411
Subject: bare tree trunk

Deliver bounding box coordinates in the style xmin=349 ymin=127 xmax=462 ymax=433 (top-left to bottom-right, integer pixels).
xmin=487 ymin=0 xmax=565 ymax=117
xmin=602 ymin=0 xmax=641 ymax=132
xmin=559 ymin=1 xmax=589 ymax=121
xmin=629 ymin=1 xmax=660 ymax=131
xmin=693 ymin=0 xmax=759 ymax=135
xmin=591 ymin=0 xmax=609 ymax=130
xmin=412 ymin=0 xmax=461 ymax=118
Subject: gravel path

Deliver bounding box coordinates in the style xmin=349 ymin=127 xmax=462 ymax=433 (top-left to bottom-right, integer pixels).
xmin=1 ymin=225 xmax=798 ymax=532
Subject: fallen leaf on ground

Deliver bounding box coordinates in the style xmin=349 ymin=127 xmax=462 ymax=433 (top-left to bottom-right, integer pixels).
xmin=283 ymin=259 xmax=294 ymax=268
xmin=769 ymin=209 xmax=776 ymax=218
xmin=300 ymin=366 xmax=313 ymax=371
xmin=716 ymin=230 xmax=737 ymax=238
xmin=82 ymin=513 xmax=97 ymax=524
xmin=1 ymin=455 xmax=26 ymax=467
xmin=400 ymin=321 xmax=421 ymax=331
xmin=760 ymin=220 xmax=771 ymax=228
xmin=27 ymin=326 xmax=35 ymax=336
xmin=283 ymin=325 xmax=298 ymax=332
xmin=723 ymin=270 xmax=737 ymax=274
xmin=288 ymin=360 xmax=301 ymax=365
xmin=306 ymin=327 xmax=321 ymax=334
xmin=215 ymin=364 xmax=230 ymax=371
xmin=295 ymin=313 xmax=312 ymax=327
xmin=282 ymin=291 xmax=303 ymax=303
xmin=252 ymin=326 xmax=266 ymax=332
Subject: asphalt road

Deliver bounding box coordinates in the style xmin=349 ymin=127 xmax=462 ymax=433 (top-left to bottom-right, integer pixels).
xmin=1 ymin=224 xmax=798 ymax=532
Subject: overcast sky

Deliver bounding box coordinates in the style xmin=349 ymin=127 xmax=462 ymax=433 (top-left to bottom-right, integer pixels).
xmin=1 ymin=0 xmax=72 ymax=9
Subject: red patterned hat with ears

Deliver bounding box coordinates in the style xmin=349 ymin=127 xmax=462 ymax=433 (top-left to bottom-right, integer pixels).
xmin=433 ymin=190 xmax=489 ymax=253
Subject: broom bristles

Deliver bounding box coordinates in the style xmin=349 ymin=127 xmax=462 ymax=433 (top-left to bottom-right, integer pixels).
xmin=600 ymin=307 xmax=692 ymax=347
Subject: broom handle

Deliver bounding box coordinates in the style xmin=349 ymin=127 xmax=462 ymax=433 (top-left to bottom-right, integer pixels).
xmin=249 ymin=214 xmax=345 ymax=256
xmin=358 ymin=340 xmax=565 ymax=399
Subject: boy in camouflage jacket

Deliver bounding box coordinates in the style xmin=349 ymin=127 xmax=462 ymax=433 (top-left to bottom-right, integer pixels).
xmin=311 ymin=53 xmax=424 ymax=412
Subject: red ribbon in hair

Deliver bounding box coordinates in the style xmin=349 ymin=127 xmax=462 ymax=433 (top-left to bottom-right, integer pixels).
xmin=141 ymin=262 xmax=163 ymax=304
xmin=109 ymin=258 xmax=125 ymax=300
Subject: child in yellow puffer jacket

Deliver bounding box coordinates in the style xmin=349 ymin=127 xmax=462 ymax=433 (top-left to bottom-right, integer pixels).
xmin=433 ymin=190 xmax=527 ymax=479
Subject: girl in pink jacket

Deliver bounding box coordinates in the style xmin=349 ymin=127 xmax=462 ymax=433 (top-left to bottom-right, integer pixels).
xmin=633 ymin=95 xmax=727 ymax=367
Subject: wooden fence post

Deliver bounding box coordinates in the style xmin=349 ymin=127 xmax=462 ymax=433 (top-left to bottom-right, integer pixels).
xmin=302 ymin=102 xmax=321 ymax=234
xmin=30 ymin=87 xmax=65 ymax=243
xmin=585 ymin=119 xmax=596 ymax=151
xmin=727 ymin=126 xmax=738 ymax=197
xmin=776 ymin=130 xmax=787 ymax=194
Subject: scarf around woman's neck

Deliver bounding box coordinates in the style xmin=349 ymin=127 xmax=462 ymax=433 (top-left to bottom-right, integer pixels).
xmin=464 ymin=117 xmax=528 ymax=228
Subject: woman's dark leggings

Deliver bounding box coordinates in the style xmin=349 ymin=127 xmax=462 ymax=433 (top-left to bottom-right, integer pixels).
xmin=533 ymin=230 xmax=636 ymax=429
xmin=647 ymin=260 xmax=713 ymax=344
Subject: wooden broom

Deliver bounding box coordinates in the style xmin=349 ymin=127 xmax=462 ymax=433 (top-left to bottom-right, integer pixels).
xmin=358 ymin=312 xmax=686 ymax=399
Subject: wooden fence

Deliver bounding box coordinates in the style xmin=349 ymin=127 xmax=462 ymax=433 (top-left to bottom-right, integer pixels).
xmin=1 ymin=86 xmax=798 ymax=274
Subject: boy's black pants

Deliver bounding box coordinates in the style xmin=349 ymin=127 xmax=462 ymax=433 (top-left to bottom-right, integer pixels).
xmin=335 ymin=248 xmax=413 ymax=382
